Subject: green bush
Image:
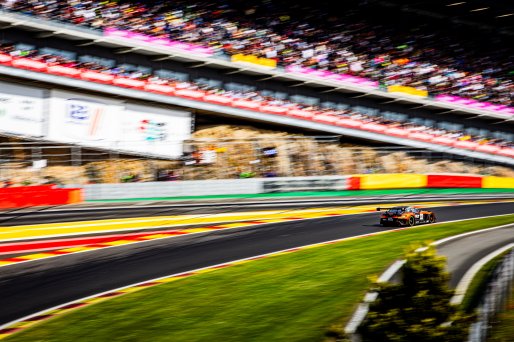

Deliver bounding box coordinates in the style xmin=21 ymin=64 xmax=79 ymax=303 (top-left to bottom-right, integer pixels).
xmin=359 ymin=244 xmax=474 ymax=342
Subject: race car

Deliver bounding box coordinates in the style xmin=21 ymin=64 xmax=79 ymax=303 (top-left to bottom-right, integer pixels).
xmin=377 ymin=206 xmax=436 ymax=227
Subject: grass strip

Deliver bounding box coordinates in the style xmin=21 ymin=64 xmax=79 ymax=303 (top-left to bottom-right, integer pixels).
xmin=87 ymin=188 xmax=514 ymax=202
xmin=7 ymin=215 xmax=514 ymax=342
xmin=488 ymin=284 xmax=514 ymax=342
xmin=460 ymin=250 xmax=511 ymax=313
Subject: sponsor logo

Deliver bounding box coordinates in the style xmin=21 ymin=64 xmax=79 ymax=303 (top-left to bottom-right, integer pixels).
xmin=66 ymin=102 xmax=91 ymax=121
xmin=138 ymin=119 xmax=167 ymax=141
xmin=64 ymin=98 xmax=104 ymax=138
xmin=263 ymin=178 xmax=347 ymax=193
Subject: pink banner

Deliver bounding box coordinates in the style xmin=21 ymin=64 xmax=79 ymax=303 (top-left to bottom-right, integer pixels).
xmin=103 ymin=27 xmax=214 ymax=56
xmin=435 ymin=94 xmax=514 ymax=116
xmin=285 ymin=65 xmax=379 ymax=88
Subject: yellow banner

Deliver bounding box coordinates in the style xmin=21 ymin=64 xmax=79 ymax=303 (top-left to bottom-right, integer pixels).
xmin=387 ymin=85 xmax=428 ymax=97
xmin=482 ymin=176 xmax=514 ymax=189
xmin=358 ymin=174 xmax=428 ymax=190
xmin=231 ymin=54 xmax=277 ymax=68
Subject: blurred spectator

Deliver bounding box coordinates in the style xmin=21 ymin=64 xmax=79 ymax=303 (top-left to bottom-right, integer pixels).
xmin=1 ymin=0 xmax=512 ymax=105
xmin=121 ymin=172 xmax=140 ymax=182
xmin=2 ymin=179 xmax=12 ymax=188
xmin=0 ymin=38 xmax=511 ymax=150
xmin=166 ymin=170 xmax=179 ymax=181
xmin=263 ymin=170 xmax=278 ymax=177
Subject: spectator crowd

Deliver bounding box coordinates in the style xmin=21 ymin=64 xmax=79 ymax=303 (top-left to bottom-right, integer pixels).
xmin=0 ymin=40 xmax=512 ymax=151
xmin=1 ymin=0 xmax=513 ymax=107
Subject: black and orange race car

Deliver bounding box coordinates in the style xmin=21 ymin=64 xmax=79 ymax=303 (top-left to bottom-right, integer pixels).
xmin=377 ymin=206 xmax=436 ymax=227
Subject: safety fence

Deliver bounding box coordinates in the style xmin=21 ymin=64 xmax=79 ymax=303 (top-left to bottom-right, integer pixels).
xmin=1 ymin=140 xmax=512 ymax=187
xmin=468 ymin=249 xmax=514 ymax=342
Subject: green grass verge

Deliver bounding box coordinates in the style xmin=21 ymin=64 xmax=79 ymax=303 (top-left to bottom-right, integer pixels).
xmin=7 ymin=214 xmax=514 ymax=342
xmin=87 ymin=188 xmax=514 ymax=202
xmin=488 ymin=284 xmax=514 ymax=342
xmin=460 ymin=250 xmax=511 ymax=313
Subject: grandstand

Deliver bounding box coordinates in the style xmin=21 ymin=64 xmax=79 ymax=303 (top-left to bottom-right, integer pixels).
xmin=0 ymin=0 xmax=512 ymax=181
xmin=0 ymin=2 xmax=514 ymax=341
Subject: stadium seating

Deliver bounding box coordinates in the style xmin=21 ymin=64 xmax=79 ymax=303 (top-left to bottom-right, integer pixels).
xmin=0 ymin=42 xmax=512 ymax=158
xmin=1 ymin=0 xmax=512 ymax=110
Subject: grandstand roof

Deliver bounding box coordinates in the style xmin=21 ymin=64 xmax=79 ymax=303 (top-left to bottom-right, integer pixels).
xmin=375 ymin=0 xmax=514 ymax=35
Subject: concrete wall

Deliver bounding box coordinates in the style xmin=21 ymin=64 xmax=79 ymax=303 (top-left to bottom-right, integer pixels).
xmin=73 ymin=175 xmax=349 ymax=200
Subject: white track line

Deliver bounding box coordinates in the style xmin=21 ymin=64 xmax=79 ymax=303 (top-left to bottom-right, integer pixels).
xmin=2 ymin=213 xmax=513 ymax=335
xmin=345 ymin=216 xmax=514 ymax=334
xmin=450 ymin=243 xmax=514 ymax=305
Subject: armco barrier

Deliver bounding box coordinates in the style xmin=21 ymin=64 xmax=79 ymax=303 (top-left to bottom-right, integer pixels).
xmin=0 ymin=186 xmax=83 ymax=209
xmin=69 ymin=174 xmax=514 ymax=201
xmin=261 ymin=176 xmax=347 ymax=193
xmin=79 ymin=179 xmax=263 ymax=200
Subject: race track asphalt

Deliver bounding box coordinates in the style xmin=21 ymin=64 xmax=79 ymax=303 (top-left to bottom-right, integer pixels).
xmin=0 ymin=201 xmax=512 ymax=325
xmin=438 ymin=224 xmax=514 ymax=287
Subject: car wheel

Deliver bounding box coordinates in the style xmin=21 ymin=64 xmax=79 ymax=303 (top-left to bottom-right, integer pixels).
xmin=429 ymin=214 xmax=436 ymax=223
xmin=408 ymin=217 xmax=415 ymax=227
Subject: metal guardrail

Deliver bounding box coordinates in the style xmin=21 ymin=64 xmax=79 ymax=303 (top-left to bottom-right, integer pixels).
xmin=468 ymin=248 xmax=514 ymax=342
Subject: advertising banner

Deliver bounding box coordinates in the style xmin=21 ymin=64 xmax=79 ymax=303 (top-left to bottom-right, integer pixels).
xmin=47 ymin=90 xmax=122 ymax=148
xmin=117 ymin=104 xmax=191 ymax=157
xmin=47 ymin=90 xmax=191 ymax=157
xmin=387 ymin=85 xmax=428 ymax=98
xmin=262 ymin=176 xmax=348 ymax=193
xmin=231 ymin=54 xmax=277 ymax=69
xmin=0 ymin=81 xmax=45 ymax=137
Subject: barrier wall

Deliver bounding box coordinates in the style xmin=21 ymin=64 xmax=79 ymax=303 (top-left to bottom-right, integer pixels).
xmin=426 ymin=175 xmax=482 ymax=188
xmin=350 ymin=174 xmax=514 ymax=190
xmin=0 ymin=185 xmax=83 ymax=209
xmin=356 ymin=174 xmax=427 ymax=190
xmin=482 ymin=176 xmax=514 ymax=189
xmin=80 ymin=179 xmax=263 ymax=200
xmin=65 ymin=174 xmax=514 ymax=201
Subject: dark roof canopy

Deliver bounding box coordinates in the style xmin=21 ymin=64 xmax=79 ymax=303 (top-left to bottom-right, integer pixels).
xmin=374 ymin=0 xmax=514 ymax=34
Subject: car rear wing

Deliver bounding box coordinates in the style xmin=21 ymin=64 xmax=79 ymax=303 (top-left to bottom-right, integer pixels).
xmin=376 ymin=207 xmax=394 ymax=211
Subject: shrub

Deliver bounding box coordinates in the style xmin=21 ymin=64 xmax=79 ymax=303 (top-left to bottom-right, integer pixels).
xmin=359 ymin=244 xmax=474 ymax=342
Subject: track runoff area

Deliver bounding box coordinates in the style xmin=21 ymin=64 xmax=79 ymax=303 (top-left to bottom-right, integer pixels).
xmin=0 ymin=199 xmax=513 ymax=339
